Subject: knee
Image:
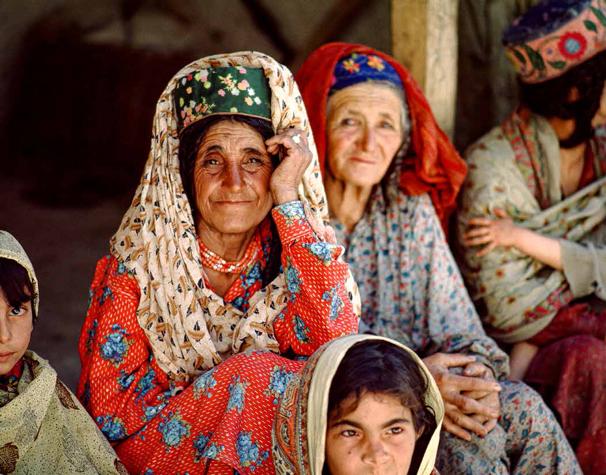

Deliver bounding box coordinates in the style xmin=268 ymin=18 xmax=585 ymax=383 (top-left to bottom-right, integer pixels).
xmin=561 ymin=335 xmax=606 ymax=360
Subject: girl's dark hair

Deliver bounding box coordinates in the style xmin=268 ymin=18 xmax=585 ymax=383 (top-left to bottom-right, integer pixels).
xmin=325 ymin=340 xmax=436 ymax=474
xmin=178 ymin=115 xmax=282 ymax=285
xmin=0 ymin=258 xmax=36 ymax=322
xmin=519 ymin=50 xmax=606 ymax=148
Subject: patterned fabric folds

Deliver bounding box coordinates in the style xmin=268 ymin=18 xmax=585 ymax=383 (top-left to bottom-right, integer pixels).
xmin=456 ymin=109 xmax=606 ymax=342
xmin=0 ymin=352 xmax=125 ymax=475
xmin=109 ymin=51 xmax=360 ymax=384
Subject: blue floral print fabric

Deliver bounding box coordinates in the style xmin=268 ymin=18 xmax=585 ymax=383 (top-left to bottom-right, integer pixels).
xmin=332 ymin=165 xmax=581 ymax=474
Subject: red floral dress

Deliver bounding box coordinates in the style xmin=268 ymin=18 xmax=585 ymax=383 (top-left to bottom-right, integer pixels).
xmin=77 ymin=201 xmax=357 ymax=474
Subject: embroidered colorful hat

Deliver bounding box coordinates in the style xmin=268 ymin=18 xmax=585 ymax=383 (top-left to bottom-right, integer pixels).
xmin=329 ymin=52 xmax=403 ymax=94
xmin=503 ymin=0 xmax=606 ymax=83
xmin=174 ymin=66 xmax=271 ymax=133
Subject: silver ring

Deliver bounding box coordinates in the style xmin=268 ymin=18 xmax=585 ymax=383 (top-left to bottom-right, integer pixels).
xmin=292 ymin=134 xmax=301 ymax=144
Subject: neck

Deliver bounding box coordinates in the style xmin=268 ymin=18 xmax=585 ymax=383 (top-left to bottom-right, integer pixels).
xmin=547 ymin=116 xmax=587 ymax=166
xmin=195 ymin=220 xmax=256 ymax=262
xmin=325 ymin=173 xmax=373 ymax=232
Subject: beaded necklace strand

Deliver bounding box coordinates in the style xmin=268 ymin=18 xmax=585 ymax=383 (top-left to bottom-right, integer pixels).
xmin=198 ymin=233 xmax=261 ymax=274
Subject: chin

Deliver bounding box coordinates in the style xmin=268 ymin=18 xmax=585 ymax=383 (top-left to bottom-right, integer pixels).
xmin=344 ymin=173 xmax=384 ymax=188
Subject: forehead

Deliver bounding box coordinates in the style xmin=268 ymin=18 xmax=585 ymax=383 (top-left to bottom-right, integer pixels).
xmin=328 ymin=83 xmax=403 ymax=117
xmin=199 ymin=119 xmax=266 ymax=149
xmin=335 ymin=392 xmax=412 ymax=423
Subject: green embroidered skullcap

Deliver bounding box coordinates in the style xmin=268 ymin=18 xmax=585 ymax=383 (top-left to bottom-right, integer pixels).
xmin=0 ymin=231 xmax=39 ymax=317
xmin=174 ymin=66 xmax=271 ymax=134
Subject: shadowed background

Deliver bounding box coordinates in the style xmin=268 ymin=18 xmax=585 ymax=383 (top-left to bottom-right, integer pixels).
xmin=1 ymin=0 xmax=531 ymax=390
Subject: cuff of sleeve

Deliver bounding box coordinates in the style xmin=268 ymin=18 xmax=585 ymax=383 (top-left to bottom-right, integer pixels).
xmin=271 ymin=201 xmax=316 ymax=245
xmin=561 ymin=239 xmax=596 ymax=298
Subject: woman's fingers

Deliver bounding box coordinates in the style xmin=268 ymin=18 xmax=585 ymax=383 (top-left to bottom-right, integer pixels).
xmin=443 ymin=405 xmax=488 ymax=438
xmin=466 ymin=217 xmax=494 ymax=226
xmin=442 ymin=411 xmax=472 ymax=441
xmin=450 ymin=393 xmax=499 ymax=419
xmin=463 ymin=227 xmax=491 ymax=239
xmin=476 ymin=242 xmax=497 ymax=257
xmin=423 ymin=352 xmax=476 ymax=370
xmin=463 ymin=235 xmax=493 ymax=247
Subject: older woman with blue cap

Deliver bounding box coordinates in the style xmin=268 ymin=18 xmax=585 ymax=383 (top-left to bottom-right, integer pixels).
xmin=297 ymin=42 xmax=580 ymax=475
xmin=457 ymin=1 xmax=606 ymax=472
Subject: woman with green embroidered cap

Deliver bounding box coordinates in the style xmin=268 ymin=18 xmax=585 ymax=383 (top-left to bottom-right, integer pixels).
xmin=76 ymin=52 xmax=360 ymax=473
xmin=0 ymin=230 xmax=127 ymax=474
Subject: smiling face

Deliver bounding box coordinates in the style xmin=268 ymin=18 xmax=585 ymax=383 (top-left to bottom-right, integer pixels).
xmin=325 ymin=392 xmax=422 ymax=475
xmin=0 ymin=290 xmax=33 ymax=375
xmin=326 ymin=83 xmax=405 ymax=187
xmin=193 ymin=119 xmax=275 ymax=235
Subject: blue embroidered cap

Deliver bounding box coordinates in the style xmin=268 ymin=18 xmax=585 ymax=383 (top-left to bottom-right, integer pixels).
xmin=329 ymin=53 xmax=403 ymax=94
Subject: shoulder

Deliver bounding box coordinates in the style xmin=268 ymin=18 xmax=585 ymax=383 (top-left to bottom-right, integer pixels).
xmin=90 ymin=254 xmax=139 ymax=301
xmin=465 ymin=125 xmax=516 ymax=171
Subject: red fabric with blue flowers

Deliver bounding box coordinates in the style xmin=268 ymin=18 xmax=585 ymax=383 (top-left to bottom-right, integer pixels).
xmin=77 ymin=201 xmax=357 ymax=474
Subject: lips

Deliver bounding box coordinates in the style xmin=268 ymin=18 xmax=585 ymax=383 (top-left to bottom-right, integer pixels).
xmin=349 ymin=156 xmax=376 ymax=164
xmin=0 ymin=352 xmax=15 ymax=362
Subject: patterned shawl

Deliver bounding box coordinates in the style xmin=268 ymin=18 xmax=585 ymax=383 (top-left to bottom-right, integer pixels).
xmin=272 ymin=334 xmax=444 ymax=475
xmin=295 ymin=42 xmax=468 ymax=231
xmin=0 ymin=351 xmax=126 ymax=475
xmin=456 ymin=109 xmax=606 ymax=343
xmin=110 ymin=52 xmax=359 ymax=384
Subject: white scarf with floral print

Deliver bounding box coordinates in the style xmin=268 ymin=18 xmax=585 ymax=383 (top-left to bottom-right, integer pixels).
xmin=110 ymin=52 xmax=359 ymax=384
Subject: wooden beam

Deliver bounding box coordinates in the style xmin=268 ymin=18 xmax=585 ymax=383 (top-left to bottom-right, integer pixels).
xmin=391 ymin=0 xmax=459 ymax=139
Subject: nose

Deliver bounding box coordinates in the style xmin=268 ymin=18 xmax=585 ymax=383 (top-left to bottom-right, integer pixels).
xmin=361 ymin=437 xmax=390 ymax=466
xmin=0 ymin=316 xmax=12 ymax=344
xmin=359 ymin=125 xmax=377 ymax=152
xmin=222 ymin=162 xmax=244 ymax=191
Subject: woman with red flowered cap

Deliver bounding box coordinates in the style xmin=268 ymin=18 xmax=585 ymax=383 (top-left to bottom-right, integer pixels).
xmin=457 ymin=1 xmax=606 ymax=472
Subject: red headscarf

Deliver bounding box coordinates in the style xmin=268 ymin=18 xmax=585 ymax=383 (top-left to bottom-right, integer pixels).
xmin=295 ymin=42 xmax=467 ymax=230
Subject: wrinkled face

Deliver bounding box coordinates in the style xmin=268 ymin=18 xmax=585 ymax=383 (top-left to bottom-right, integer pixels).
xmin=193 ymin=120 xmax=275 ymax=235
xmin=326 ymin=83 xmax=404 ymax=187
xmin=325 ymin=392 xmax=421 ymax=475
xmin=0 ymin=291 xmax=33 ymax=375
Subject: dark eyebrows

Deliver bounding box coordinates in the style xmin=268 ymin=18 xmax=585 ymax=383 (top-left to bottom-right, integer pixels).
xmin=200 ymin=144 xmax=224 ymax=154
xmin=379 ymin=112 xmax=397 ymax=121
xmin=198 ymin=145 xmax=267 ymax=156
xmin=243 ymin=146 xmax=267 ymax=156
xmin=382 ymin=417 xmax=413 ymax=429
xmin=330 ymin=419 xmax=363 ymax=430
xmin=330 ymin=417 xmax=413 ymax=430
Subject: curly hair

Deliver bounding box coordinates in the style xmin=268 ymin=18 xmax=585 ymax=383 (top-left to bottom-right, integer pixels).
xmin=520 ymin=50 xmax=606 ymax=148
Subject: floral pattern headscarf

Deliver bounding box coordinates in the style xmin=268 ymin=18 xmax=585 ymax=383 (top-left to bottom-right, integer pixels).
xmin=272 ymin=334 xmax=444 ymax=475
xmin=110 ymin=51 xmax=359 ymax=384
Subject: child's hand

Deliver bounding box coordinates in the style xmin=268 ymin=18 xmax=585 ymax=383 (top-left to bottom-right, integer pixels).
xmin=463 ymin=209 xmax=519 ymax=256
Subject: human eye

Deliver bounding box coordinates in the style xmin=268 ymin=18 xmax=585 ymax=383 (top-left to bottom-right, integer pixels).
xmin=387 ymin=426 xmax=404 ymax=435
xmin=340 ymin=117 xmax=359 ymax=126
xmin=378 ymin=120 xmax=396 ymax=130
xmin=340 ymin=429 xmax=358 ymax=437
xmin=9 ymin=306 xmax=27 ymax=317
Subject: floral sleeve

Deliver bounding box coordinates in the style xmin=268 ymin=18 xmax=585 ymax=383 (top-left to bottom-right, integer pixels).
xmin=77 ymin=255 xmax=175 ymax=443
xmin=271 ymin=201 xmax=358 ymax=355
xmin=410 ymin=196 xmax=510 ymax=380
